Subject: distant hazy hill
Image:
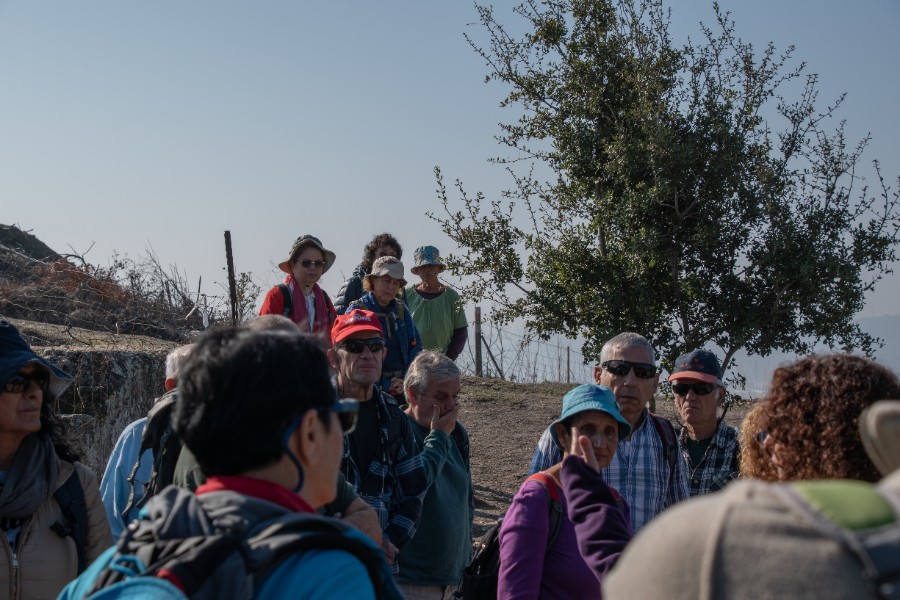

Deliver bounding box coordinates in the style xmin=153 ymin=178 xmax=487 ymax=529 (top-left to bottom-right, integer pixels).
xmin=731 ymin=314 xmax=900 ymax=397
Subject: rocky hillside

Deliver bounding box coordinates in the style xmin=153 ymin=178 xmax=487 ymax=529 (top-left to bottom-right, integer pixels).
xmin=0 ymin=223 xmax=201 ymax=340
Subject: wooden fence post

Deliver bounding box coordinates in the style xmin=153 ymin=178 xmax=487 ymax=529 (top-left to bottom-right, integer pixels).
xmin=224 ymin=231 xmax=238 ymax=326
xmin=474 ymin=306 xmax=482 ymax=377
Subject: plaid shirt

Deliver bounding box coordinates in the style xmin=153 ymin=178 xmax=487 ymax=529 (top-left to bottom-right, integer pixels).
xmin=678 ymin=419 xmax=739 ymax=496
xmin=342 ymin=388 xmax=427 ymax=557
xmin=529 ymin=409 xmax=689 ymax=533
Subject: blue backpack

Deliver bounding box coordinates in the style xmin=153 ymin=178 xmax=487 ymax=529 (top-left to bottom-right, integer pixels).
xmin=59 ymin=487 xmax=401 ymax=600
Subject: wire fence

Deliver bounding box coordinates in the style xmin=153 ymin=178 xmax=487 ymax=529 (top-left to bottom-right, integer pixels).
xmin=455 ymin=310 xmax=595 ymax=384
xmin=2 ymin=229 xmax=592 ymax=385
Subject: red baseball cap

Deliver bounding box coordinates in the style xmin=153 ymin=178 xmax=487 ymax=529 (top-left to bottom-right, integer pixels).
xmin=331 ymin=309 xmax=384 ymax=346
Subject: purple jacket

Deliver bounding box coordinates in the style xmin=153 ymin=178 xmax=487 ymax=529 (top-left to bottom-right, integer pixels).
xmin=561 ymin=456 xmax=633 ymax=589
xmin=498 ymin=460 xmax=632 ymax=599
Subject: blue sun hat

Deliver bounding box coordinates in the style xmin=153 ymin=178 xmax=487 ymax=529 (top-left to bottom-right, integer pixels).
xmin=549 ymin=383 xmax=631 ymax=450
xmin=410 ymin=245 xmax=446 ymax=275
xmin=0 ymin=320 xmax=73 ymax=397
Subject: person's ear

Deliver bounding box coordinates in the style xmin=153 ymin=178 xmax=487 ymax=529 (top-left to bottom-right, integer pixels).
xmin=593 ymin=365 xmax=602 ymax=385
xmin=555 ymin=423 xmax=570 ymax=449
xmin=406 ymin=387 xmax=419 ymax=406
xmin=326 ymin=348 xmax=338 ymax=370
xmin=294 ymin=409 xmax=323 ymax=465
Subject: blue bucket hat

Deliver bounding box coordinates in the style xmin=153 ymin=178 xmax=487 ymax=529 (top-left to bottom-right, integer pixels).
xmin=550 ymin=384 xmax=631 ymax=450
xmin=0 ymin=321 xmax=73 ymax=397
xmin=410 ymin=245 xmax=446 ymax=275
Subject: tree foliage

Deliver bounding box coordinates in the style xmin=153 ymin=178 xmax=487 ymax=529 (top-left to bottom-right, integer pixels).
xmin=432 ymin=0 xmax=900 ymax=374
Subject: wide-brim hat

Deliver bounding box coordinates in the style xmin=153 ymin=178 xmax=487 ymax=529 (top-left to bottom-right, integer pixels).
xmin=668 ymin=349 xmax=723 ymax=385
xmin=0 ymin=321 xmax=73 ymax=397
xmin=410 ymin=245 xmax=447 ymax=276
xmin=365 ymin=256 xmax=407 ymax=287
xmin=278 ymin=235 xmax=336 ymax=275
xmin=550 ymin=383 xmax=631 ymax=450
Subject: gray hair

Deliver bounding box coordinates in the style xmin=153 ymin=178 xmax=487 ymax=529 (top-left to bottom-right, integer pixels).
xmin=599 ymin=332 xmax=656 ymax=364
xmin=404 ymin=350 xmax=461 ymax=397
xmin=246 ymin=314 xmax=299 ymax=333
xmin=165 ymin=344 xmax=196 ymax=380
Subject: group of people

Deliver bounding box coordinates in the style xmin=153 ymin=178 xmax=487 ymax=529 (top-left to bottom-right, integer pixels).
xmin=258 ymin=233 xmax=468 ymax=401
xmin=1 ymin=245 xmax=900 ymax=598
xmin=502 ymin=332 xmax=900 ymax=599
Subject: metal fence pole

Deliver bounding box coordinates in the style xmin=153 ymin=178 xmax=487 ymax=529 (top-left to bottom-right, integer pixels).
xmin=474 ymin=306 xmax=482 ymax=377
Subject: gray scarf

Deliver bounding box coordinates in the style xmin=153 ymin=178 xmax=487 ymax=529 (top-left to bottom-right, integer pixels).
xmin=0 ymin=433 xmax=58 ymax=519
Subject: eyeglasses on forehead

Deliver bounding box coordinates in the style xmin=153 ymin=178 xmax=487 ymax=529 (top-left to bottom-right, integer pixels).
xmin=601 ymin=360 xmax=657 ymax=379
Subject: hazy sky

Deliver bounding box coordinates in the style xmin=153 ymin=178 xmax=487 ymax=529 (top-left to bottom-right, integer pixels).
xmin=2 ymin=1 xmax=898 ymax=327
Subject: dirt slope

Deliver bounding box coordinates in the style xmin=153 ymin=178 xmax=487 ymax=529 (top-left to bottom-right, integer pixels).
xmin=458 ymin=375 xmax=750 ymax=534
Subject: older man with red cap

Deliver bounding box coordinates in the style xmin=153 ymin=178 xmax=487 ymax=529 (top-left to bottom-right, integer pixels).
xmin=669 ymin=349 xmax=739 ymax=496
xmin=328 ymin=309 xmax=427 ymax=574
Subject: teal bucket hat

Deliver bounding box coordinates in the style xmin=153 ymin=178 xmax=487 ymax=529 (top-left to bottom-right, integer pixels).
xmin=549 ymin=384 xmax=631 ymax=450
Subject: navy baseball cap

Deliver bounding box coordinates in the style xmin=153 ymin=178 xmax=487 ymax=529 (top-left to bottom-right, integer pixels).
xmin=0 ymin=321 xmax=73 ymax=397
xmin=668 ymin=349 xmax=722 ymax=384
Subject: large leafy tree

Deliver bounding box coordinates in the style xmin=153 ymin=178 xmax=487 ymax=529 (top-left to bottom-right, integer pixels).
xmin=433 ymin=0 xmax=900 ymax=376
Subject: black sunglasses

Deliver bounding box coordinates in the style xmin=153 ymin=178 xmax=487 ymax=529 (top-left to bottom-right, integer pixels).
xmin=299 ymin=259 xmax=326 ymax=269
xmin=672 ymin=382 xmax=716 ymax=396
xmin=601 ymin=360 xmax=657 ymax=379
xmin=340 ymin=338 xmax=386 ymax=354
xmin=327 ymin=399 xmax=359 ymax=434
xmin=3 ymin=371 xmax=50 ymax=394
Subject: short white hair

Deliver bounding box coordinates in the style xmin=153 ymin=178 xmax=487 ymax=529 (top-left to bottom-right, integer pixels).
xmin=165 ymin=344 xmax=195 ymax=380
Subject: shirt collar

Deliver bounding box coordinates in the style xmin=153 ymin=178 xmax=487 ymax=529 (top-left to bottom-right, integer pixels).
xmin=197 ymin=475 xmax=315 ymax=514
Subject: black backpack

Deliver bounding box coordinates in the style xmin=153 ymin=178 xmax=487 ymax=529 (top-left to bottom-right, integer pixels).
xmin=123 ymin=390 xmax=182 ymax=517
xmin=455 ymin=472 xmax=563 ymax=599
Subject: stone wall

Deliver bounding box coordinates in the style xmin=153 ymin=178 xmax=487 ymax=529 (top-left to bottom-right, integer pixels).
xmin=47 ymin=348 xmax=168 ymax=475
xmin=7 ymin=316 xmax=178 ymax=477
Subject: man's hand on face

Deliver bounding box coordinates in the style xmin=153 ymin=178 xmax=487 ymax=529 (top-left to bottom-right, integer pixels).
xmin=431 ymin=404 xmax=458 ymax=435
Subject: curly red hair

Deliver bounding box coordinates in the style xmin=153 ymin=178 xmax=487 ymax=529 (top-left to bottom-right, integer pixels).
xmin=765 ymin=354 xmax=899 ymax=483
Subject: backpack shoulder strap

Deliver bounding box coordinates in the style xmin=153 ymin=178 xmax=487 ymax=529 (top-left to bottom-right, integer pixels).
xmin=321 ymin=289 xmax=336 ymax=326
xmin=649 ymin=413 xmax=678 ymax=472
xmin=450 ymin=426 xmax=470 ymax=466
xmin=52 ymin=468 xmax=89 ymax=574
xmin=277 ymin=283 xmax=293 ymax=319
xmin=124 ymin=393 xmax=181 ymax=514
xmin=526 ymin=472 xmax=564 ymax=549
xmin=777 ymin=480 xmax=900 ymax=597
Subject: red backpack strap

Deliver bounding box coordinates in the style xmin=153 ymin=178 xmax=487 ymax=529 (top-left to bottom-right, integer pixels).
xmin=526 ymin=472 xmax=564 ymax=549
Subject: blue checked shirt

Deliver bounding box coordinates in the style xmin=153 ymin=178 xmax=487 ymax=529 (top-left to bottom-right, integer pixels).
xmin=528 ymin=408 xmax=689 ymax=533
xmin=679 ymin=419 xmax=739 ymax=496
xmin=342 ymin=388 xmax=427 ymax=557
